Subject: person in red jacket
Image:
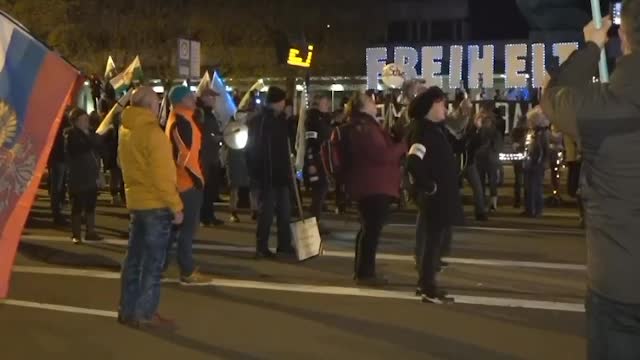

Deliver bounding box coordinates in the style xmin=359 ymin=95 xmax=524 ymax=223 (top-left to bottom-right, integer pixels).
xmin=345 ymin=92 xmax=407 ymax=286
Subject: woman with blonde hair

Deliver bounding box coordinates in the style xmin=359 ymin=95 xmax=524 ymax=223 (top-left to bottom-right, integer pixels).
xmin=523 ymin=106 xmax=550 ymax=217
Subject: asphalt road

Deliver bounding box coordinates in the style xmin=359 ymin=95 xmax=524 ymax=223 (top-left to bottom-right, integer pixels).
xmin=1 ymin=188 xmax=588 ymax=360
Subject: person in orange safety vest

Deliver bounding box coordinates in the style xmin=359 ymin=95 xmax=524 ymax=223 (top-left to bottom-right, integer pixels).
xmin=163 ymin=85 xmax=209 ymax=284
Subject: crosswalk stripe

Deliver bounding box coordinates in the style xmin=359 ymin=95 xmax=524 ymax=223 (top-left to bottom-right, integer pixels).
xmin=19 ymin=235 xmax=586 ymax=271
xmin=10 ymin=265 xmax=585 ymax=313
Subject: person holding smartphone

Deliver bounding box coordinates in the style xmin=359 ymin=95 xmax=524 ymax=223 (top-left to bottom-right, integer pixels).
xmin=541 ymin=2 xmax=640 ymax=358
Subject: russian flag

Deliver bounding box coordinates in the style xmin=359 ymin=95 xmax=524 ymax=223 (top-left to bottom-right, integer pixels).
xmin=0 ymin=11 xmax=79 ymax=298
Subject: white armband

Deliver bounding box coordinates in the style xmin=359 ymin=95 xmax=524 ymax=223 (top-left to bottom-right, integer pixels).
xmin=305 ymin=131 xmax=318 ymax=139
xmin=408 ymin=143 xmax=427 ymax=160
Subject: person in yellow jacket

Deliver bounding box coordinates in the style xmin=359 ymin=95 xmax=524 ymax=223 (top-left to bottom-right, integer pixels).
xmin=163 ymin=85 xmax=209 ymax=284
xmin=117 ymin=86 xmax=183 ymax=330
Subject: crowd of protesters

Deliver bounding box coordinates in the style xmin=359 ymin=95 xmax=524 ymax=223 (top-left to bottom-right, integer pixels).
xmin=34 ymin=1 xmax=640 ymax=357
xmin=43 ymin=80 xmax=586 ymax=322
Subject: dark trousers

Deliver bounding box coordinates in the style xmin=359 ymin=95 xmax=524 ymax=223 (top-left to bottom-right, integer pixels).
xmin=477 ymin=157 xmax=498 ymax=198
xmin=587 ymin=289 xmax=640 ymax=360
xmin=418 ymin=221 xmax=451 ymax=292
xmin=48 ymin=162 xmax=67 ymax=219
xmin=109 ymin=167 xmax=125 ymax=202
xmin=165 ymin=188 xmax=202 ymax=277
xmin=513 ymin=161 xmax=524 ymax=206
xmin=524 ymin=166 xmax=545 ymax=216
xmin=567 ymin=161 xmax=581 ymax=198
xmin=201 ymin=163 xmax=220 ymax=223
xmin=256 ymin=186 xmax=292 ymax=252
xmin=119 ymin=208 xmax=173 ymax=321
xmin=335 ymin=179 xmax=347 ymax=213
xmin=310 ymin=181 xmax=329 ymax=222
xmin=290 ymin=179 xmax=302 ymax=216
xmin=464 ymin=163 xmax=486 ymax=216
xmin=70 ymin=189 xmax=98 ymax=238
xmin=354 ymin=195 xmax=391 ymax=278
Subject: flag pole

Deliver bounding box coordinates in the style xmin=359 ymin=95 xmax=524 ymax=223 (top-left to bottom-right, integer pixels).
xmin=590 ymin=0 xmax=609 ymax=83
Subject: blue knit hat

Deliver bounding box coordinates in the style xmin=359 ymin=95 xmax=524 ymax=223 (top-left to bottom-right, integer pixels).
xmin=169 ymin=85 xmax=192 ymax=106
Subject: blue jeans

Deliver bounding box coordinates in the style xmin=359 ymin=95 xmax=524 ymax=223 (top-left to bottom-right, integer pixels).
xmin=165 ymin=188 xmax=202 ymax=276
xmin=587 ymin=289 xmax=640 ymax=360
xmin=119 ymin=208 xmax=173 ymax=320
xmin=256 ymin=186 xmax=292 ymax=252
xmin=524 ymin=166 xmax=545 ymax=216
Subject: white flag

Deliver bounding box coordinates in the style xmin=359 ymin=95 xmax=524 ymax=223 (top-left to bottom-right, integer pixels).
xmin=294 ymin=86 xmax=309 ymax=171
xmin=195 ymin=71 xmax=211 ymax=97
xmin=104 ymin=56 xmax=116 ymax=80
xmin=96 ymin=88 xmax=133 ymax=135
xmin=110 ymin=56 xmax=142 ymax=93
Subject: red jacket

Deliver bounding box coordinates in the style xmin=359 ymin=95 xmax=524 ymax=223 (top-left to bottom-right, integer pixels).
xmin=345 ymin=112 xmax=407 ymax=201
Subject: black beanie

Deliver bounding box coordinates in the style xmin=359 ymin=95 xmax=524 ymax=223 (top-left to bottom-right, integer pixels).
xmin=266 ymin=86 xmax=287 ymax=104
xmin=408 ymin=86 xmax=446 ymax=121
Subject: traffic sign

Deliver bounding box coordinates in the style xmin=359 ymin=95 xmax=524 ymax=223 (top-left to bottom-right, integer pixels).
xmin=177 ymin=38 xmax=200 ymax=79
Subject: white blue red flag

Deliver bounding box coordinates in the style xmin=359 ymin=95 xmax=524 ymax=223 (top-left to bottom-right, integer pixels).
xmin=212 ymin=71 xmax=237 ymax=129
xmin=0 ymin=11 xmax=80 ymax=297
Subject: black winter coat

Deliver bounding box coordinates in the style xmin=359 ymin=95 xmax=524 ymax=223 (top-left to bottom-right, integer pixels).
xmin=303 ymin=108 xmax=332 ymax=186
xmin=196 ymin=106 xmax=223 ymax=168
xmin=407 ymin=120 xmax=464 ymax=228
xmin=65 ymin=127 xmax=101 ymax=193
xmin=246 ymin=108 xmax=292 ymax=189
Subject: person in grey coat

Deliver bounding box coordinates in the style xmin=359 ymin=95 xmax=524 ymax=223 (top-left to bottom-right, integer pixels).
xmin=541 ymin=4 xmax=640 ymax=358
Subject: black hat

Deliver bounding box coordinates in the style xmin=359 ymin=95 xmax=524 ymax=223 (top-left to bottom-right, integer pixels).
xmin=408 ymin=86 xmax=446 ymax=121
xmin=266 ymin=86 xmax=287 ymax=104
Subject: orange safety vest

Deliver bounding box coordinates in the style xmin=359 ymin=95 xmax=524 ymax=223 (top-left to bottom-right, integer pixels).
xmin=165 ymin=107 xmax=204 ymax=192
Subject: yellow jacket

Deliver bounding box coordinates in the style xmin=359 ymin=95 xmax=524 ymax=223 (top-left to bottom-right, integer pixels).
xmin=118 ymin=106 xmax=183 ymax=213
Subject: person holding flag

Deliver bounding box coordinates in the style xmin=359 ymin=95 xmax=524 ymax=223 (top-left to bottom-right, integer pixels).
xmin=541 ymin=1 xmax=640 ymax=357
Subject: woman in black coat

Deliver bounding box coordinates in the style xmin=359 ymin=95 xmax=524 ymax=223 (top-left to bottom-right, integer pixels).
xmin=65 ymin=108 xmax=103 ymax=244
xmin=406 ymin=87 xmax=463 ymax=303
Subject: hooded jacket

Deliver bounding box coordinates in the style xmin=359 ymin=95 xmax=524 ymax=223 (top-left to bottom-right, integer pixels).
xmin=118 ymin=106 xmax=182 ymax=213
xmin=542 ymin=42 xmax=640 ymax=304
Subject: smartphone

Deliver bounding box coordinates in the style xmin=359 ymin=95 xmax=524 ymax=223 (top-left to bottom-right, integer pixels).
xmin=611 ymin=1 xmax=622 ymax=26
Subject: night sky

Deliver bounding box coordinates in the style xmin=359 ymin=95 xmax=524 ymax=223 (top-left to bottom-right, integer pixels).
xmin=469 ymin=0 xmax=531 ymax=40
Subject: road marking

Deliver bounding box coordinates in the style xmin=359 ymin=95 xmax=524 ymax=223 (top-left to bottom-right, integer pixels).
xmin=20 ymin=235 xmax=586 ymax=271
xmin=387 ymin=223 xmax=583 ymax=236
xmin=11 ymin=265 xmax=585 ymax=313
xmin=0 ymin=299 xmax=117 ymax=318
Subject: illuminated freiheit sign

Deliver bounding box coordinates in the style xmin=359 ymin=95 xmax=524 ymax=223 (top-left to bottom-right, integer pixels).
xmin=288 ymin=45 xmax=314 ymax=68
xmin=366 ymin=41 xmax=580 ymax=89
